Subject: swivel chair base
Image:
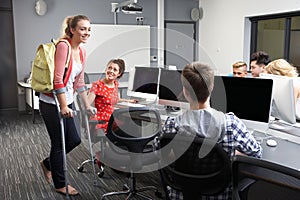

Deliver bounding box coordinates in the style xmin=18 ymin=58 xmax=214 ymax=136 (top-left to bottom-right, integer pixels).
xmin=77 ymin=156 xmax=105 ymax=178
xmin=101 ymin=175 xmax=162 ymax=200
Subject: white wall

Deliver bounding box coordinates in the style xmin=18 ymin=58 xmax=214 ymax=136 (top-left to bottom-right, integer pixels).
xmin=12 ymin=0 xmax=157 ymax=81
xmin=12 ymin=0 xmax=157 ymax=111
xmin=199 ymin=0 xmax=300 ymax=74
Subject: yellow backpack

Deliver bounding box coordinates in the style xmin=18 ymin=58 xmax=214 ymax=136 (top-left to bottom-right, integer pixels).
xmin=31 ymin=39 xmax=72 ymax=93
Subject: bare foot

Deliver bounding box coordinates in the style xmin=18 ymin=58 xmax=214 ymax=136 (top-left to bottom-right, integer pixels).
xmin=40 ymin=160 xmax=52 ymax=184
xmin=56 ymin=185 xmax=79 ymax=196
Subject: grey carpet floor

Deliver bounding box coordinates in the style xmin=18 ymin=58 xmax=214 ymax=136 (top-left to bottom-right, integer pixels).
xmin=0 ymin=112 xmax=164 ymax=200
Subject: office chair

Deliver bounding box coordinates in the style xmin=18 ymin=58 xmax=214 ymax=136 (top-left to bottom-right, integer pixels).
xmin=232 ymin=155 xmax=300 ymax=200
xmin=100 ymin=107 xmax=162 ymax=200
xmin=159 ymin=133 xmax=231 ymax=200
xmin=76 ymin=94 xmax=105 ymax=182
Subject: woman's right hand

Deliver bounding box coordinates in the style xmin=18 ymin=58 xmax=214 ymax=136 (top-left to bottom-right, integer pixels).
xmin=60 ymin=106 xmax=73 ymax=118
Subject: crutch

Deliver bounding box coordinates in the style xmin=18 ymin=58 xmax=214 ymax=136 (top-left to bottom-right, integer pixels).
xmin=53 ymin=92 xmax=70 ymax=199
xmin=77 ymin=94 xmax=103 ymax=185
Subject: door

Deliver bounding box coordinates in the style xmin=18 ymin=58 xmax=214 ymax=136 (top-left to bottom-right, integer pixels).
xmin=164 ymin=21 xmax=196 ymax=70
xmin=0 ymin=0 xmax=17 ymax=112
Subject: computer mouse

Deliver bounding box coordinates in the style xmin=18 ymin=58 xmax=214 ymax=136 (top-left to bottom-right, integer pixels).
xmin=266 ymin=139 xmax=277 ymax=147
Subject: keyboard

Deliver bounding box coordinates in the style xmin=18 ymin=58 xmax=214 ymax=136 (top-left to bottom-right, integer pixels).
xmin=138 ymin=99 xmax=155 ymax=105
xmin=116 ymin=102 xmax=146 ymax=108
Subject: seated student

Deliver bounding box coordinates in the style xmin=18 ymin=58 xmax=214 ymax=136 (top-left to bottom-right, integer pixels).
xmin=88 ymin=58 xmax=136 ymax=130
xmin=232 ymin=61 xmax=248 ymax=77
xmin=265 ymin=58 xmax=300 ymax=120
xmin=162 ymin=62 xmax=262 ymax=200
xmin=250 ymin=51 xmax=271 ymax=77
xmin=87 ymin=59 xmax=137 ymax=167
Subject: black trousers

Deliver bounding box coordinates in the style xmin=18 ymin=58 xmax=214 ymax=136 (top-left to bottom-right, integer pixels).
xmin=39 ymin=100 xmax=81 ymax=189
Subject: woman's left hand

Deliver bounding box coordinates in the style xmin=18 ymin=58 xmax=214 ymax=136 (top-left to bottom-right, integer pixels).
xmin=128 ymin=99 xmax=138 ymax=103
xmin=86 ymin=106 xmax=97 ymax=115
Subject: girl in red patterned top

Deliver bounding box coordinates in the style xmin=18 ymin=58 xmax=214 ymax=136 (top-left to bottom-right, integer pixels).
xmin=88 ymin=59 xmax=136 ymax=169
xmin=88 ymin=59 xmax=136 ymax=131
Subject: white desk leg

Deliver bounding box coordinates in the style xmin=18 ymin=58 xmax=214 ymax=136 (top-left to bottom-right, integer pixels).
xmin=31 ymin=88 xmax=35 ymax=123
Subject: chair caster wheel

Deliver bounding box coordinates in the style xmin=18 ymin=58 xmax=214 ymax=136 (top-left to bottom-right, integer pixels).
xmin=97 ymin=171 xmax=104 ymax=178
xmin=155 ymin=191 xmax=163 ymax=198
xmin=123 ymin=184 xmax=129 ymax=191
xmin=78 ymin=166 xmax=84 ymax=172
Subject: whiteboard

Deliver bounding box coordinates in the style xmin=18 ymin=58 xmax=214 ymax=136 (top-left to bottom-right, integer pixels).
xmin=82 ymin=24 xmax=150 ymax=73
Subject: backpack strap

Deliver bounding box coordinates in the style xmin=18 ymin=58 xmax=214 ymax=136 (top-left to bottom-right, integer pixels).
xmin=79 ymin=46 xmax=84 ymax=63
xmin=60 ymin=39 xmax=84 ymax=87
xmin=59 ymin=39 xmax=72 ymax=88
xmin=44 ymin=39 xmax=72 ymax=97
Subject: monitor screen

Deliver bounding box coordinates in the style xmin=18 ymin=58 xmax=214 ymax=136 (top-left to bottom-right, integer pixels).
xmin=259 ymin=73 xmax=296 ymax=124
xmin=158 ymin=69 xmax=189 ymax=109
xmin=210 ymin=76 xmax=273 ymax=132
xmin=127 ymin=66 xmax=159 ymax=100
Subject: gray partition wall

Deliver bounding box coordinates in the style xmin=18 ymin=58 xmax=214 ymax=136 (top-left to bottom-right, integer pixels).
xmin=0 ymin=0 xmax=17 ymax=112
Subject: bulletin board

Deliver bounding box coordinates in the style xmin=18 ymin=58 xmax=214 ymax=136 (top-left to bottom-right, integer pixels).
xmin=82 ymin=24 xmax=151 ymax=73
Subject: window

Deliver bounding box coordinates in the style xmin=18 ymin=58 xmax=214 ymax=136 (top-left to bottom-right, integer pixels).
xmin=290 ymin=16 xmax=300 ymax=67
xmin=250 ymin=12 xmax=300 ymax=71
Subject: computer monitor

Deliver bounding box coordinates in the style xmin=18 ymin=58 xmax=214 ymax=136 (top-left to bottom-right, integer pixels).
xmin=127 ymin=66 xmax=159 ymax=100
xmin=158 ymin=69 xmax=189 ymax=109
xmin=259 ymin=73 xmax=296 ymax=124
xmin=210 ymin=76 xmax=273 ymax=132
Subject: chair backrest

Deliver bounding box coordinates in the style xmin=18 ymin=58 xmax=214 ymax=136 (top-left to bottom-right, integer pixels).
xmin=232 ymin=155 xmax=300 ymax=200
xmin=103 ymin=107 xmax=161 ymax=172
xmin=159 ymin=133 xmax=231 ymax=199
xmin=106 ymin=107 xmax=162 ymax=153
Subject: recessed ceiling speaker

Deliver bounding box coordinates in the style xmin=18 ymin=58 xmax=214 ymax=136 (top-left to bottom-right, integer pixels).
xmin=35 ymin=0 xmax=47 ymax=16
xmin=191 ymin=7 xmax=203 ymax=21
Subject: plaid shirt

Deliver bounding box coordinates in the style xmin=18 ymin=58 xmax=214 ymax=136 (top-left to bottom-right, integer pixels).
xmin=162 ymin=110 xmax=262 ymax=200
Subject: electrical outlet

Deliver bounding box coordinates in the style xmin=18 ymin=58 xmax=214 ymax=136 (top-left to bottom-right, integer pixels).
xmin=150 ymin=55 xmax=157 ymax=62
xmin=18 ymin=87 xmax=25 ymax=95
xmin=136 ymin=17 xmax=144 ymax=22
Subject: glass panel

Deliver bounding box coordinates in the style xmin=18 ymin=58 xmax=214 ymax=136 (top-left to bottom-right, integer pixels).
xmin=291 ymin=16 xmax=300 ymax=29
xmin=290 ymin=16 xmax=300 ymax=69
xmin=257 ymin=18 xmax=285 ymax=60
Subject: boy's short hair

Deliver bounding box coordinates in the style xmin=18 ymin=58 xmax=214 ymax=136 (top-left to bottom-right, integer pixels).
xmin=250 ymin=51 xmax=270 ymax=66
xmin=181 ymin=62 xmax=214 ymax=103
xmin=232 ymin=61 xmax=247 ymax=70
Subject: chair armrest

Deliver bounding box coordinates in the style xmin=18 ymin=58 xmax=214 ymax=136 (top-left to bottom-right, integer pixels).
xmin=88 ymin=119 xmax=106 ymax=126
xmin=88 ymin=119 xmax=106 ymax=138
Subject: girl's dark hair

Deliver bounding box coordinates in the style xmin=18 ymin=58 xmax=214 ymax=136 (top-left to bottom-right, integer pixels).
xmin=107 ymin=59 xmax=126 ymax=78
xmin=62 ymin=15 xmax=90 ymax=39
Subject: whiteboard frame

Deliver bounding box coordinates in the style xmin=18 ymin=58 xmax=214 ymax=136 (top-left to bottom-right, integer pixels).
xmin=82 ymin=24 xmax=151 ymax=74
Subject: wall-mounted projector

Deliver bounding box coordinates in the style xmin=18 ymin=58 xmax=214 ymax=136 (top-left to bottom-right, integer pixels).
xmin=121 ymin=4 xmax=142 ymax=14
xmin=111 ymin=0 xmax=143 ymax=14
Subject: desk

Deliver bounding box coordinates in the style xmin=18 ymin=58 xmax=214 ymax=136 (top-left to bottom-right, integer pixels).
xmin=116 ymin=103 xmax=300 ymax=170
xmin=253 ymin=130 xmax=300 ymax=170
xmin=17 ymin=81 xmax=39 ymax=123
xmin=18 ymin=81 xmax=129 ymax=123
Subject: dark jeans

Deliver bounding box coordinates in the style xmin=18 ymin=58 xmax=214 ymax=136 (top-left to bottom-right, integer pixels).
xmin=39 ymin=100 xmax=81 ymax=189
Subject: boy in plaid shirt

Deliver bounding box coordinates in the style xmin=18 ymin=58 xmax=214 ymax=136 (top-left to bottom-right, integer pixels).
xmin=162 ymin=62 xmax=262 ymax=200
